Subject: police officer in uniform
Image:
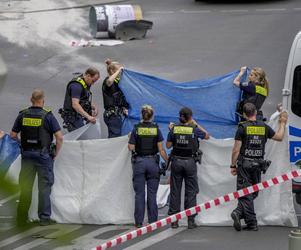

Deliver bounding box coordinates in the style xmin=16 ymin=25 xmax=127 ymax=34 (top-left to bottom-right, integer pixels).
xmin=166 ymin=107 xmax=209 ymax=229
xmin=60 ymin=67 xmax=100 ymax=132
xmin=103 ymin=59 xmax=129 ymax=138
xmin=230 ymin=103 xmax=287 ymax=231
xmin=234 ymin=66 xmax=269 ymax=121
xmin=128 ymin=105 xmax=168 ymax=228
xmin=10 ymin=89 xmax=63 ymax=226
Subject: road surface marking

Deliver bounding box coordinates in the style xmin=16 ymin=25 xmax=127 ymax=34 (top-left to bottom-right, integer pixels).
xmin=220 ymin=9 xmax=249 ymax=13
xmin=0 ymin=194 xmax=19 ymax=206
xmin=123 ymin=228 xmax=186 ymax=250
xmin=255 ymin=8 xmax=286 ymax=12
xmin=11 ymin=225 xmax=82 ymax=250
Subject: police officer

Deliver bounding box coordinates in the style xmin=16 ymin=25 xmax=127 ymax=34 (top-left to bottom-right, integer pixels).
xmin=128 ymin=105 xmax=168 ymax=228
xmin=10 ymin=89 xmax=63 ymax=227
xmin=103 ymin=59 xmax=129 ymax=138
xmin=230 ymin=103 xmax=288 ymax=231
xmin=166 ymin=107 xmax=209 ymax=229
xmin=61 ymin=67 xmax=100 ymax=132
xmin=234 ymin=66 xmax=269 ymax=121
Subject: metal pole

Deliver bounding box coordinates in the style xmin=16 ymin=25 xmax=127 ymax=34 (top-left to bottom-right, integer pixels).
xmin=0 ymin=55 xmax=7 ymax=93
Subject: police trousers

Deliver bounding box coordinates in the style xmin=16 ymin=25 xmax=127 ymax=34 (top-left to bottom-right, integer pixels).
xmin=168 ymin=157 xmax=199 ymax=218
xmin=233 ymin=160 xmax=261 ymax=226
xmin=17 ymin=151 xmax=54 ymax=223
xmin=66 ymin=115 xmax=85 ymax=132
xmin=103 ymin=113 xmax=122 ymax=138
xmin=132 ymin=156 xmax=160 ymax=224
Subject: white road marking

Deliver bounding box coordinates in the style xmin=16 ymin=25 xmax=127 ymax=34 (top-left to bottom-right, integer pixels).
xmin=180 ymin=238 xmax=210 ymax=243
xmin=11 ymin=225 xmax=82 ymax=250
xmin=293 ymin=8 xmax=301 ymax=11
xmin=0 ymin=215 xmax=14 ymax=219
xmin=146 ymin=11 xmax=175 ymax=14
xmin=0 ymin=194 xmax=19 ymax=206
xmin=54 ymin=225 xmax=132 ymax=250
xmin=220 ymin=9 xmax=249 ymax=13
xmin=180 ymin=10 xmax=212 ymax=14
xmin=0 ymin=224 xmax=79 ymax=248
xmin=123 ymin=228 xmax=186 ymax=250
xmin=255 ymin=8 xmax=286 ymax=12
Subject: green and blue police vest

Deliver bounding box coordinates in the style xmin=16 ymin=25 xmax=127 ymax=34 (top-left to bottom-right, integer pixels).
xmin=135 ymin=122 xmax=159 ymax=156
xmin=20 ymin=108 xmax=52 ymax=151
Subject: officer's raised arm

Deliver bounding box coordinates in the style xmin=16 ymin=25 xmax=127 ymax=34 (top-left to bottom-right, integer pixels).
xmin=271 ymin=111 xmax=288 ymax=141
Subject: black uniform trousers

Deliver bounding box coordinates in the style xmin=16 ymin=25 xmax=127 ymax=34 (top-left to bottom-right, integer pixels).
xmin=233 ymin=161 xmax=261 ymax=226
xmin=168 ymin=157 xmax=199 ymax=218
xmin=17 ymin=151 xmax=54 ymax=224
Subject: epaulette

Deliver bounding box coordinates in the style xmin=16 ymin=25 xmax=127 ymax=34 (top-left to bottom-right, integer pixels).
xmin=19 ymin=107 xmax=29 ymax=113
xmin=43 ymin=107 xmax=52 ymax=113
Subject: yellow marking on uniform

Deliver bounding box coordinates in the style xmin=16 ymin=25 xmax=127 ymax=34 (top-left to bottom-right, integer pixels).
xmin=137 ymin=127 xmax=158 ymax=136
xmin=77 ymin=78 xmax=87 ymax=89
xmin=255 ymin=86 xmax=267 ymax=96
xmin=246 ymin=126 xmax=265 ymax=135
xmin=173 ymin=126 xmax=193 ymax=135
xmin=22 ymin=118 xmax=42 ymax=127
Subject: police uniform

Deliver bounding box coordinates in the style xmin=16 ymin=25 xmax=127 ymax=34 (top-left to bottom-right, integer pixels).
xmin=102 ymin=76 xmax=128 ymax=138
xmin=12 ymin=106 xmax=61 ymax=225
xmin=233 ymin=120 xmax=275 ymax=228
xmin=237 ymin=82 xmax=267 ymax=120
xmin=167 ymin=124 xmax=205 ymax=219
xmin=62 ymin=76 xmax=92 ymax=132
xmin=129 ymin=122 xmax=164 ymax=225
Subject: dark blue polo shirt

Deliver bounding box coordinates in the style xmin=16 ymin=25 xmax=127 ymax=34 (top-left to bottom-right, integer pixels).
xmin=240 ymin=81 xmax=256 ymax=100
xmin=12 ymin=107 xmax=61 ymax=135
xmin=129 ymin=122 xmax=164 ymax=145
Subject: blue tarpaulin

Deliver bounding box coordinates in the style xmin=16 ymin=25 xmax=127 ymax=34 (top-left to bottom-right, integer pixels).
xmin=0 ymin=134 xmax=20 ymax=177
xmin=120 ymin=69 xmax=245 ymax=139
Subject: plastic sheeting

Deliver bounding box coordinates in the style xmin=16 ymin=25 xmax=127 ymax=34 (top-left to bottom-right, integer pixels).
xmin=0 ymin=134 xmax=20 ymax=177
xmin=5 ymin=113 xmax=297 ymax=226
xmin=120 ymin=69 xmax=246 ymax=139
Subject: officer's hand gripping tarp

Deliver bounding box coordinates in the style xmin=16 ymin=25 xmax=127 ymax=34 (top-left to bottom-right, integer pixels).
xmin=120 ymin=69 xmax=243 ymax=139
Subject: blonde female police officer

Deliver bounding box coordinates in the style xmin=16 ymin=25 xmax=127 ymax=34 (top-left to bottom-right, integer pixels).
xmin=102 ymin=59 xmax=129 ymax=138
xmin=234 ymin=66 xmax=269 ymax=121
xmin=128 ymin=105 xmax=168 ymax=228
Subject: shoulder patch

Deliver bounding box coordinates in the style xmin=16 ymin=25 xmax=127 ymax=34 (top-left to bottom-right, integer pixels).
xmin=43 ymin=107 xmax=52 ymax=113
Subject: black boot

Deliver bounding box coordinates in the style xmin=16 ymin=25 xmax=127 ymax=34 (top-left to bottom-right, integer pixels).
xmin=171 ymin=221 xmax=179 ymax=229
xmin=231 ymin=211 xmax=241 ymax=231
xmin=187 ymin=217 xmax=197 ymax=229
xmin=242 ymin=224 xmax=258 ymax=231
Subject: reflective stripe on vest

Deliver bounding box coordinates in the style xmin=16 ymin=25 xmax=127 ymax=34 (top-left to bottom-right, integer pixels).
xmin=173 ymin=126 xmax=193 ymax=135
xmin=22 ymin=117 xmax=42 ymax=127
xmin=255 ymin=85 xmax=267 ymax=97
xmin=137 ymin=127 xmax=158 ymax=136
xmin=246 ymin=126 xmax=266 ymax=135
xmin=76 ymin=78 xmax=87 ymax=89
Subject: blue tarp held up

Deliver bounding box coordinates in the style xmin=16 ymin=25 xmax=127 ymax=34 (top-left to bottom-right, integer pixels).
xmin=0 ymin=134 xmax=20 ymax=177
xmin=120 ymin=69 xmax=245 ymax=139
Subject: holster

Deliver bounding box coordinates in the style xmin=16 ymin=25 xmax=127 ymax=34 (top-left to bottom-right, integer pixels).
xmin=193 ymin=149 xmax=203 ymax=164
xmin=240 ymin=157 xmax=271 ymax=174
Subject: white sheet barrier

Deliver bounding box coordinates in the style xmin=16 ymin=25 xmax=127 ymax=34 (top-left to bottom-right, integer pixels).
xmin=6 ymin=113 xmax=298 ymax=226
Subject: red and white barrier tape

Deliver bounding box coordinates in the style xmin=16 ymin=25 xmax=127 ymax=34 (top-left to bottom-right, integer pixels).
xmin=91 ymin=169 xmax=301 ymax=250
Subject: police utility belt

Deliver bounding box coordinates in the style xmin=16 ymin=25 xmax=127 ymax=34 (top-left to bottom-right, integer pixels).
xmin=172 ymin=149 xmax=203 ymax=164
xmin=104 ymin=107 xmax=123 ymax=118
xmin=239 ymin=156 xmax=271 ymax=174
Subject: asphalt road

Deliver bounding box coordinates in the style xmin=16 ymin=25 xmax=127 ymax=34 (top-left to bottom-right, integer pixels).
xmin=1 ymin=0 xmax=301 ymax=249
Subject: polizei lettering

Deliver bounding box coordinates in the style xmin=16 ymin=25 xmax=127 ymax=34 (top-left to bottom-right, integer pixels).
xmin=244 ymin=149 xmax=263 ymax=157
